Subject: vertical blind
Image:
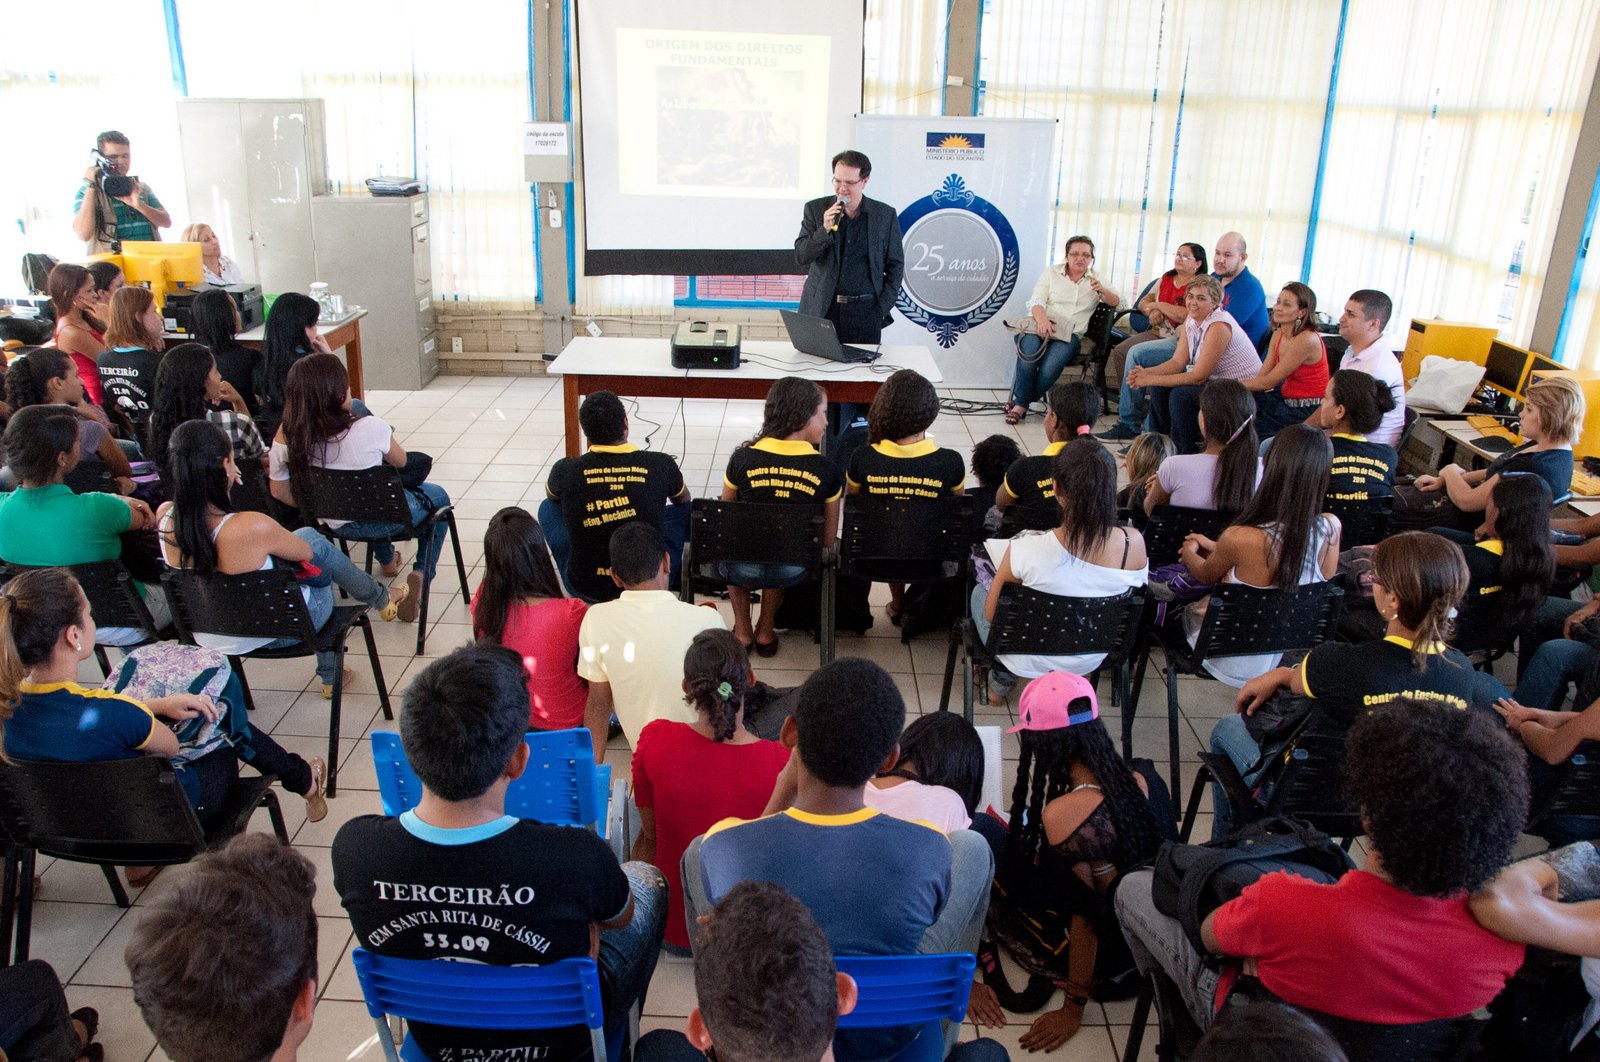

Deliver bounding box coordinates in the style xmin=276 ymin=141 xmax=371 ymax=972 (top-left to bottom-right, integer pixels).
xmin=978 ymin=0 xmax=1600 ymax=347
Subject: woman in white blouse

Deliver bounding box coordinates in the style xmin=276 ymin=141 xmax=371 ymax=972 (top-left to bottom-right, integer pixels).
xmin=183 ymin=222 xmax=246 ymax=286
xmin=1005 ymin=236 xmax=1120 ymax=425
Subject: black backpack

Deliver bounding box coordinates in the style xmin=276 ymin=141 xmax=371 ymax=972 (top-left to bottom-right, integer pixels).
xmin=1150 ymin=816 xmax=1356 ymax=956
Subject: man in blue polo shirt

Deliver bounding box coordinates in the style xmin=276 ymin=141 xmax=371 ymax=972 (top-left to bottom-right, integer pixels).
xmin=696 ymin=658 xmax=993 ymax=1060
xmin=1211 ymin=231 xmax=1269 ymax=347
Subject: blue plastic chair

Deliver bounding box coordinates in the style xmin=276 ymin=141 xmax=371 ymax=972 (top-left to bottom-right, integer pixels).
xmin=834 ymin=953 xmax=977 ymax=1062
xmin=351 ymin=948 xmax=612 ymax=1062
xmin=370 ymin=728 xmax=612 ymax=838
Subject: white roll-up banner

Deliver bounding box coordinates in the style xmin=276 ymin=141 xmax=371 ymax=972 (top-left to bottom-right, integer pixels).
xmin=856 ymin=116 xmax=1057 ymax=388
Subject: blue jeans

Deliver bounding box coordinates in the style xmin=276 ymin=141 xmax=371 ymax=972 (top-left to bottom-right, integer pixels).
xmin=600 ymin=862 xmax=669 ymax=1046
xmin=346 ymin=482 xmax=450 ymax=581
xmin=1208 ymin=713 xmax=1263 ymax=840
xmin=718 ymin=561 xmax=808 ymax=589
xmin=968 ymin=583 xmax=1018 ymax=695
xmin=257 ymin=527 xmax=391 ymax=684
xmin=1517 ymin=638 xmax=1598 ymax=710
xmin=537 ymin=498 xmax=690 ymax=601
xmin=1009 ymin=333 xmax=1082 ymax=408
xmin=1116 ymin=338 xmax=1178 ymax=431
xmin=1152 ymin=382 xmax=1206 ymax=454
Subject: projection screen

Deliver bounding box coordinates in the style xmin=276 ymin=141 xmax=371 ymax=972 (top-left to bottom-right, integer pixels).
xmin=576 ymin=0 xmax=865 ymax=276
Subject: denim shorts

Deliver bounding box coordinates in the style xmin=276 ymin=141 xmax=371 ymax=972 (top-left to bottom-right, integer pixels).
xmin=717 ymin=561 xmax=808 ymax=589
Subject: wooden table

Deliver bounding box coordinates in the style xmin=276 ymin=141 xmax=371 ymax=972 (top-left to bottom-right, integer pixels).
xmin=166 ymin=309 xmax=370 ymax=399
xmin=546 ymin=337 xmax=945 ymax=457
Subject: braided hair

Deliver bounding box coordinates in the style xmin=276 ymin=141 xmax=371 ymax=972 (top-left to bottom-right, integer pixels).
xmin=1370 ymin=532 xmax=1469 ymax=670
xmin=681 ymin=628 xmax=751 ymax=742
xmin=1000 ymin=720 xmax=1163 ymax=886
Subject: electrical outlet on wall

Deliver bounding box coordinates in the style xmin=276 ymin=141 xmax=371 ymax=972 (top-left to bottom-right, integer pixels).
xmin=451 ymin=337 xmax=464 ymax=354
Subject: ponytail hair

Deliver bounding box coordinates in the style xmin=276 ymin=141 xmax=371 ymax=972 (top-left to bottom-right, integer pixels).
xmin=681 ymin=629 xmax=751 ymax=743
xmin=1328 ymin=369 xmax=1395 ymax=435
xmin=1199 ymin=379 xmax=1257 ymax=513
xmin=0 ymin=568 xmax=87 ymax=748
xmin=1371 ymin=532 xmax=1469 ymax=670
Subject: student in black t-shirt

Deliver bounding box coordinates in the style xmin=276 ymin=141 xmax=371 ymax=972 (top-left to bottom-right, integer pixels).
xmin=1211 ymin=531 xmax=1507 ymax=835
xmin=332 ymin=644 xmax=667 ymax=1062
xmin=192 ymin=287 xmax=260 ymax=414
xmin=1317 ymin=368 xmax=1398 ymax=503
xmin=721 ymin=377 xmax=841 ymax=656
xmin=543 ymin=390 xmax=691 ymax=602
xmin=995 ymin=381 xmax=1099 ymax=519
xmin=98 ymin=285 xmax=165 ymax=433
xmin=1413 ymin=373 xmax=1583 ymax=518
xmin=970 ymin=434 xmax=1022 ymax=528
xmin=846 ymin=369 xmax=965 ymax=625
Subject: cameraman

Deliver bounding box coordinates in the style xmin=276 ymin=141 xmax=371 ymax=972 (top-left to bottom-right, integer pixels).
xmin=72 ymin=130 xmax=171 ymax=253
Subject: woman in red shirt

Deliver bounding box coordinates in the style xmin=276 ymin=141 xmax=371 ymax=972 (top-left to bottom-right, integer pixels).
xmin=632 ymin=628 xmax=789 ymax=951
xmin=1105 ymin=243 xmax=1207 ymax=390
xmin=471 ymin=506 xmax=588 ymax=730
xmin=1244 ymin=282 xmax=1329 ymax=439
xmin=47 ymin=263 xmax=108 ymax=407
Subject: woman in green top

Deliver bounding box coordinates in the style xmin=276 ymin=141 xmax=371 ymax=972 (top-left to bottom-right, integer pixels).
xmin=0 ymin=405 xmax=163 ymax=644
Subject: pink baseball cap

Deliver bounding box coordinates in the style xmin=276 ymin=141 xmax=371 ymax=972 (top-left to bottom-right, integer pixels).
xmin=1007 ymin=671 xmax=1100 ymax=733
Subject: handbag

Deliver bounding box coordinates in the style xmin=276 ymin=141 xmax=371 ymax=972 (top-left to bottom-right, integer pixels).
xmin=106 ymin=644 xmax=252 ymax=765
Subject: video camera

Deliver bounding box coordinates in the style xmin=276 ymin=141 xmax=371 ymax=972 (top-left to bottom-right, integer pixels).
xmin=92 ymin=149 xmax=134 ymax=199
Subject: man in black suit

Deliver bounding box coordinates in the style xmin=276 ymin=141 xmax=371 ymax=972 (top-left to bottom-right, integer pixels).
xmin=795 ymin=150 xmax=906 ymax=345
xmin=795 ymin=150 xmax=907 ymax=457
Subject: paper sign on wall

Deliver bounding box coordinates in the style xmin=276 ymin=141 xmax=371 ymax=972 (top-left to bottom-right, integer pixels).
xmin=523 ymin=123 xmax=573 ymax=182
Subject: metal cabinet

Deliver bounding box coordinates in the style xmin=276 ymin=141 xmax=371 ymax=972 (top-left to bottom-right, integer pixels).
xmin=177 ymin=99 xmax=328 ymax=296
xmin=311 ymin=195 xmax=438 ymax=391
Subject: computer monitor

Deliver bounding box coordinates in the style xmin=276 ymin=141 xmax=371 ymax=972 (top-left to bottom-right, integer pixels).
xmin=1528 ymin=351 xmax=1567 ymax=381
xmin=1483 ymin=340 xmax=1533 ymax=398
xmin=120 ymin=241 xmax=204 ymax=309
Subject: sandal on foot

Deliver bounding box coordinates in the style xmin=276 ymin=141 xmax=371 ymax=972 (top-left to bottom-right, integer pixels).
xmin=753 ymin=636 xmax=780 ymax=658
xmin=1004 ymin=404 xmax=1026 ymax=425
xmin=396 ymin=571 xmax=423 ymax=623
xmin=886 ymin=602 xmax=903 ymax=628
xmin=321 ymin=667 xmax=357 ymax=700
xmin=379 ymin=582 xmax=410 ymax=621
xmin=379 ymin=555 xmax=404 ymax=578
xmin=302 ymin=756 xmax=329 ymax=823
xmin=71 ymin=1007 xmax=99 ymax=1042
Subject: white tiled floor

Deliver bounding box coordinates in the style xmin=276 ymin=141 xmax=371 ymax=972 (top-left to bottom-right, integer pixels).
xmin=26 ymin=373 xmax=1518 ymax=1061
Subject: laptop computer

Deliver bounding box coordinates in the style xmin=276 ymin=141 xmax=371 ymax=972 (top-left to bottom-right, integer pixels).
xmin=780 ymin=309 xmax=882 ymax=364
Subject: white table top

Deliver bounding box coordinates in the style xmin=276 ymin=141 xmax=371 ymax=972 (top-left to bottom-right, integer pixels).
xmin=1568 ymin=498 xmax=1600 ymax=517
xmin=1431 ymin=419 xmax=1519 ymax=463
xmin=165 ymin=308 xmax=367 ymax=344
xmin=548 ymin=336 xmax=944 ymax=383
xmin=237 ymin=308 xmax=367 ymax=342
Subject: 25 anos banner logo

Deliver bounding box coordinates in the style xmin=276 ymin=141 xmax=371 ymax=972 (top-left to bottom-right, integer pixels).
xmin=895 ymin=173 xmax=1019 ymax=349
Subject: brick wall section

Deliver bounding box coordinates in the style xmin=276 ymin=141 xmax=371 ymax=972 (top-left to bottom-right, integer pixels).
xmin=432 ymin=306 xmax=790 ymax=372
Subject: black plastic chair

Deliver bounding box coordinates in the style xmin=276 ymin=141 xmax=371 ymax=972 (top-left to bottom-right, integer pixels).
xmin=1126 ymin=582 xmax=1345 ymax=797
xmin=1063 ymin=300 xmax=1119 ymax=393
xmin=1325 ymin=495 xmax=1393 ymax=549
xmin=1123 ymin=967 xmax=1482 ymax=1062
xmin=1528 ymin=739 xmax=1600 ymax=843
xmin=62 ymin=460 xmax=117 ymax=495
xmin=1178 ymin=710 xmax=1364 ymax=847
xmin=995 ymin=501 xmax=1061 ymax=539
xmin=0 ymin=560 xmax=172 ymax=677
xmin=162 ymin=566 xmax=392 ymax=797
xmin=1144 ymin=506 xmax=1234 ymax=569
xmin=0 ymin=755 xmax=286 ymax=964
xmin=945 ymin=583 xmax=1146 ymax=724
xmin=294 ymin=465 xmax=471 ymax=656
xmin=680 ymin=499 xmax=834 ymax=662
xmin=839 ymin=495 xmax=976 ymax=645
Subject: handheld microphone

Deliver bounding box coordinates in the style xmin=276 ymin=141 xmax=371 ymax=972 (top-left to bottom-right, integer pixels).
xmin=830 ymin=195 xmax=846 ymax=233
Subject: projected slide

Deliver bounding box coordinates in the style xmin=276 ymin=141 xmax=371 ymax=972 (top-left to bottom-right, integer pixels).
xmin=577 ymin=0 xmax=864 ymax=275
xmin=617 ymin=30 xmax=829 ymax=198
